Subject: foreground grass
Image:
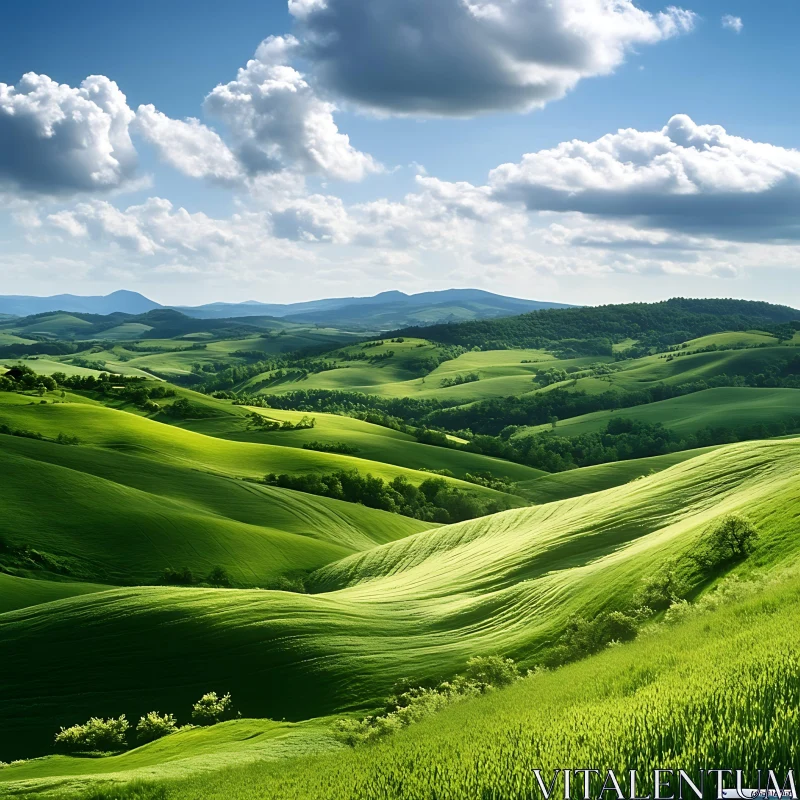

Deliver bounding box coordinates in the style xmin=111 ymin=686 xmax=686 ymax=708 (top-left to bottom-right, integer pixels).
xmin=3 ymin=438 xmax=799 ymax=760
xmin=9 ymin=569 xmax=800 ymax=799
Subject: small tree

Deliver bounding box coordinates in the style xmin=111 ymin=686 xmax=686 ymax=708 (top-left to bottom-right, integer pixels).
xmin=136 ymin=711 xmax=177 ymax=743
xmin=55 ymin=716 xmax=130 ymax=752
xmin=463 ymin=655 xmax=520 ymax=689
xmin=206 ymin=566 xmax=231 ymax=587
xmin=191 ymin=692 xmax=233 ymax=726
xmin=695 ymin=514 xmax=759 ymax=568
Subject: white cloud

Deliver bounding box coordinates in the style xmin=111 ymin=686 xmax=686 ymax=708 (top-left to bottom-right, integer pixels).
xmin=291 ymin=0 xmax=696 ymax=115
xmin=721 ymin=15 xmax=743 ymax=33
xmin=488 ymin=115 xmax=800 ymax=240
xmin=134 ymin=105 xmax=243 ymax=185
xmin=203 ymin=36 xmax=381 ymax=181
xmin=0 ymin=73 xmax=137 ymax=196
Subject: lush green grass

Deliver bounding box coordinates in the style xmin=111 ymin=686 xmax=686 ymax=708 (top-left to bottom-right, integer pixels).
xmin=0 ymin=573 xmax=109 ymax=614
xmin=4 ymin=358 xmax=154 ymax=379
xmin=182 ymin=407 xmax=545 ymax=484
xmin=515 ymin=387 xmax=800 ymax=438
xmin=0 ymin=398 xmax=519 ymax=508
xmin=0 ymin=718 xmax=339 ymax=798
xmin=2 ymin=437 xmax=798 ymax=761
xmin=514 ymin=445 xmax=722 ymax=503
xmin=0 ymin=433 xmax=429 ymax=587
xmin=57 ymin=567 xmax=800 ymax=800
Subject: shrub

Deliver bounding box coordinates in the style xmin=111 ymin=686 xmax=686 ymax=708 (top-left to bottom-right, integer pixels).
xmin=634 ymin=562 xmax=690 ymax=611
xmin=191 ymin=692 xmax=233 ymax=725
xmin=55 ymin=715 xmax=130 ymax=752
xmin=333 ymin=656 xmax=519 ymax=747
xmin=206 ymin=566 xmax=231 ymax=587
xmin=161 ymin=566 xmax=194 ymax=586
xmin=463 ymin=655 xmax=520 ymax=689
xmin=694 ymin=514 xmax=759 ymax=569
xmin=136 ymin=712 xmax=177 ymax=743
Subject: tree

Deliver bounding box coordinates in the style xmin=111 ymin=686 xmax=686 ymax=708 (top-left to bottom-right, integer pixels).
xmin=695 ymin=514 xmax=759 ymax=568
xmin=463 ymin=655 xmax=520 ymax=689
xmin=206 ymin=566 xmax=231 ymax=587
xmin=136 ymin=711 xmax=177 ymax=743
xmin=191 ymin=692 xmax=234 ymax=726
xmin=55 ymin=716 xmax=130 ymax=752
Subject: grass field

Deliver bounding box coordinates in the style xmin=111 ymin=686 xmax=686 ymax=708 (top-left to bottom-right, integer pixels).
xmin=0 ymin=573 xmax=110 ymax=614
xmin=514 ymin=387 xmax=800 ymax=439
xmin=181 ymin=407 xmax=545 ymax=483
xmin=2 ymin=437 xmax=798 ymax=762
xmin=51 ymin=566 xmax=800 ymax=800
xmin=0 ymin=434 xmax=430 ymax=588
xmin=4 ymin=308 xmax=800 ymax=799
xmin=514 ymin=445 xmax=722 ymax=503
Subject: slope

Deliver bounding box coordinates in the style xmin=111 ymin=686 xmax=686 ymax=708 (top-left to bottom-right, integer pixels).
xmin=2 ymin=438 xmax=799 ymax=759
xmin=514 ymin=387 xmax=800 ymax=438
xmin=0 ymin=434 xmax=430 ymax=588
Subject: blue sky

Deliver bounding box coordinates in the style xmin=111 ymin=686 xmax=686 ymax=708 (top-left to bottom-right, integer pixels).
xmin=2 ymin=0 xmax=800 ymax=306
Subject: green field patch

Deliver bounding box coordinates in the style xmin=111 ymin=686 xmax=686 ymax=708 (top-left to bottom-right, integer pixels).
xmin=3 ymin=438 xmax=799 ymax=759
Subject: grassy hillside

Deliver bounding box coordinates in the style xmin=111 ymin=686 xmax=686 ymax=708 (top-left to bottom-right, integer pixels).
xmin=0 ymin=717 xmax=339 ymax=798
xmin=515 ymin=387 xmax=800 ymax=438
xmin=0 ymin=434 xmax=429 ymax=588
xmin=0 ymin=573 xmax=109 ymax=614
xmin=181 ymin=407 xmax=544 ymax=483
xmin=49 ymin=566 xmax=800 ymax=800
xmin=2 ymin=437 xmax=798 ymax=759
xmin=0 ymin=398 xmax=517 ymax=505
xmin=514 ymin=445 xmax=722 ymax=504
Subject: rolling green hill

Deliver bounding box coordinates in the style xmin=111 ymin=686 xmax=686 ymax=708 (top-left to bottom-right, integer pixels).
xmin=180 ymin=407 xmax=545 ymax=484
xmin=2 ymin=437 xmax=798 ymax=761
xmin=0 ymin=434 xmax=429 ymax=589
xmin=514 ymin=387 xmax=800 ymax=439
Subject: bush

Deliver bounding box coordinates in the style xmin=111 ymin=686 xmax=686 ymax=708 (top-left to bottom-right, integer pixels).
xmin=161 ymin=566 xmax=194 ymax=586
xmin=55 ymin=715 xmax=130 ymax=752
xmin=206 ymin=566 xmax=231 ymax=587
xmin=191 ymin=692 xmax=233 ymax=726
xmin=463 ymin=655 xmax=520 ymax=688
xmin=694 ymin=514 xmax=759 ymax=569
xmin=634 ymin=562 xmax=690 ymax=611
xmin=136 ymin=712 xmax=177 ymax=743
xmin=333 ymin=656 xmax=519 ymax=747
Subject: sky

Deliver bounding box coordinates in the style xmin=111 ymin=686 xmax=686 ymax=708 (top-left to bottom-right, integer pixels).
xmin=2 ymin=0 xmax=800 ymax=307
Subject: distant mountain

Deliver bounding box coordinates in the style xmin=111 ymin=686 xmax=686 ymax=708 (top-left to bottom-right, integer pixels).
xmin=178 ymin=289 xmax=572 ymax=329
xmin=0 ymin=288 xmax=571 ymax=331
xmin=0 ymin=290 xmax=161 ymax=317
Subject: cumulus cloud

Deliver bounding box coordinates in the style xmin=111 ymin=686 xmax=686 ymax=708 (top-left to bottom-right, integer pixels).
xmin=46 ymin=198 xmax=240 ymax=257
xmin=722 ymin=15 xmax=743 ymax=33
xmin=488 ymin=115 xmax=800 ymax=240
xmin=203 ymin=36 xmax=380 ymax=181
xmin=290 ymin=0 xmax=696 ymax=115
xmin=134 ymin=105 xmax=243 ymax=185
xmin=0 ymin=73 xmax=137 ymax=196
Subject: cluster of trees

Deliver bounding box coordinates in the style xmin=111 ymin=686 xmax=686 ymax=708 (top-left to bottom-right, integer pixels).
xmin=333 ymin=656 xmax=521 ymax=747
xmin=54 ymin=692 xmax=235 ymax=753
xmin=160 ymin=565 xmax=231 ymax=587
xmin=247 ymin=412 xmax=315 ymax=431
xmin=302 ymin=440 xmax=358 ymax=455
xmin=440 ymin=371 xmax=479 ymax=388
xmin=394 ymin=298 xmax=800 ymax=352
xmin=263 ymin=469 xmax=510 ymax=523
xmin=257 ymin=389 xmax=449 ymax=424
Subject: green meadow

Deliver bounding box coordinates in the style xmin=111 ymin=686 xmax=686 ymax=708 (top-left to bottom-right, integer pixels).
xmin=2 ymin=298 xmax=800 ymax=799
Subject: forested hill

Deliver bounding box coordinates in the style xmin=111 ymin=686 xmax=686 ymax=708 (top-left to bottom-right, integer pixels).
xmin=394 ymin=298 xmax=800 ymax=353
